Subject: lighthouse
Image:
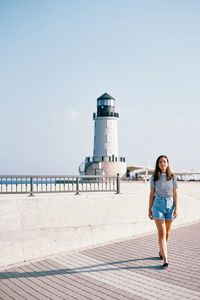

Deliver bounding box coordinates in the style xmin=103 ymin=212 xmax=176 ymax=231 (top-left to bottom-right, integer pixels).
xmin=79 ymin=93 xmax=126 ymax=177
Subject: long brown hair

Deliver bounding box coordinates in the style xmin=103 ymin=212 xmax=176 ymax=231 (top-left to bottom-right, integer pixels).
xmin=154 ymin=155 xmax=173 ymax=181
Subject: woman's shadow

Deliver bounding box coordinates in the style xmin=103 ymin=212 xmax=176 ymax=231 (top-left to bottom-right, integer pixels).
xmin=0 ymin=256 xmax=163 ymax=279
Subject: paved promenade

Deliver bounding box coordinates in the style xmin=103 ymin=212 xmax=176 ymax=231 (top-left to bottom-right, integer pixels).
xmin=0 ymin=222 xmax=199 ymax=300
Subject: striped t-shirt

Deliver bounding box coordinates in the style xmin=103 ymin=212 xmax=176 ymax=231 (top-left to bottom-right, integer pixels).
xmin=150 ymin=174 xmax=178 ymax=197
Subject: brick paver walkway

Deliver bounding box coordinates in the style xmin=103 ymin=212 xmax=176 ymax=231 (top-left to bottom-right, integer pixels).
xmin=0 ymin=223 xmax=200 ymax=300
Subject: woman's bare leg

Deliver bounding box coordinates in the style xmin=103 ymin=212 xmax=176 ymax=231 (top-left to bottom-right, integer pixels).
xmin=154 ymin=219 xmax=168 ymax=263
xmin=165 ymin=220 xmax=173 ymax=242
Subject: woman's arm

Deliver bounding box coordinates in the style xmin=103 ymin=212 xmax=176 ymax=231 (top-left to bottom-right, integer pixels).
xmin=173 ymin=188 xmax=178 ymax=218
xmin=148 ymin=188 xmax=155 ymax=220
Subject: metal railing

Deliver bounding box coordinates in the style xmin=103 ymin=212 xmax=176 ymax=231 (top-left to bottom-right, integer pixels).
xmin=0 ymin=174 xmax=120 ymax=196
xmin=86 ymin=156 xmax=126 ymax=163
xmin=93 ymin=112 xmax=119 ymax=118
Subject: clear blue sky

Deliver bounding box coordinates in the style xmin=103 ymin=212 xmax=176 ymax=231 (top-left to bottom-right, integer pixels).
xmin=0 ymin=0 xmax=200 ymax=174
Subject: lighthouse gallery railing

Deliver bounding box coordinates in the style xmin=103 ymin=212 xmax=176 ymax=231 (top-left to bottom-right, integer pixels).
xmin=0 ymin=174 xmax=120 ymax=196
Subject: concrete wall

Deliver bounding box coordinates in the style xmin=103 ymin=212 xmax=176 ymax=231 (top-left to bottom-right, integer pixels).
xmin=0 ymin=182 xmax=200 ymax=268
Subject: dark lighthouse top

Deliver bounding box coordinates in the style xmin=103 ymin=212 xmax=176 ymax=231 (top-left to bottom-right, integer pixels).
xmin=95 ymin=93 xmax=119 ymax=118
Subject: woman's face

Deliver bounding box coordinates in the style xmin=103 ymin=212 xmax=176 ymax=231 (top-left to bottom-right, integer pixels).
xmin=158 ymin=156 xmax=169 ymax=173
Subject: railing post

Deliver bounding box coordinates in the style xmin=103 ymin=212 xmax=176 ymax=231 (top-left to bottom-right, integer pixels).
xmin=29 ymin=177 xmax=34 ymax=197
xmin=116 ymin=173 xmax=120 ymax=194
xmin=75 ymin=177 xmax=80 ymax=195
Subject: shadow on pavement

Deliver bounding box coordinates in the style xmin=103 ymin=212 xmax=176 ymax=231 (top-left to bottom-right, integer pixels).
xmin=0 ymin=256 xmax=163 ymax=279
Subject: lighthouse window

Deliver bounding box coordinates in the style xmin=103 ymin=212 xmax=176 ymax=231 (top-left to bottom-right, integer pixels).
xmin=110 ymin=99 xmax=114 ymax=106
xmin=98 ymin=99 xmax=114 ymax=106
xmin=98 ymin=99 xmax=104 ymax=106
xmin=104 ymin=99 xmax=111 ymax=106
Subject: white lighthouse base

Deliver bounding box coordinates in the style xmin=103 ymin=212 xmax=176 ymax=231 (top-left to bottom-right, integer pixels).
xmin=85 ymin=161 xmax=127 ymax=178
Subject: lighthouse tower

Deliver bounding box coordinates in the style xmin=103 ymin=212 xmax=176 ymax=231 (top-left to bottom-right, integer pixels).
xmin=79 ymin=93 xmax=126 ymax=177
xmin=94 ymin=93 xmax=118 ymax=158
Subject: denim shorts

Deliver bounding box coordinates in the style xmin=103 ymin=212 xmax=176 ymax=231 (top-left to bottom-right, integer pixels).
xmin=152 ymin=196 xmax=175 ymax=220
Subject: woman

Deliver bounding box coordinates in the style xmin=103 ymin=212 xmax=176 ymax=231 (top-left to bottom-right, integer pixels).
xmin=148 ymin=155 xmax=178 ymax=269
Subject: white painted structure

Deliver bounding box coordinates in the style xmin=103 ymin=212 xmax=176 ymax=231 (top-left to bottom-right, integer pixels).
xmin=93 ymin=118 xmax=118 ymax=157
xmin=79 ymin=93 xmax=126 ymax=177
xmin=93 ymin=98 xmax=118 ymax=157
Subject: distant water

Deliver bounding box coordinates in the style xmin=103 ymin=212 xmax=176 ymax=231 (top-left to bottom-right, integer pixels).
xmin=1 ymin=175 xmax=200 ymax=185
xmin=0 ymin=180 xmax=58 ymax=185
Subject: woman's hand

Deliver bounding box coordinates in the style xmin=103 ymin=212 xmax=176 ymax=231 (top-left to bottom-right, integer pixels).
xmin=173 ymin=188 xmax=178 ymax=219
xmin=148 ymin=209 xmax=153 ymax=220
xmin=148 ymin=188 xmax=155 ymax=220
xmin=173 ymin=210 xmax=178 ymax=219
